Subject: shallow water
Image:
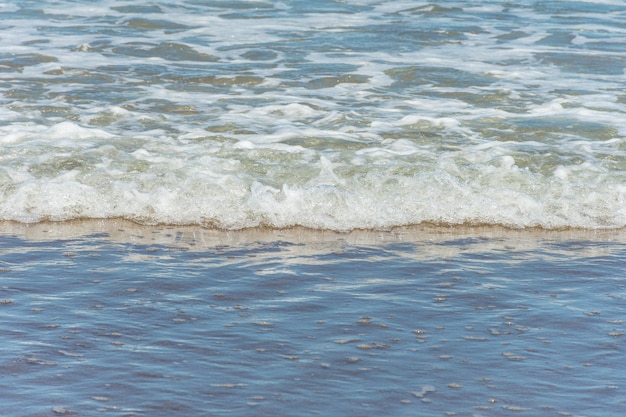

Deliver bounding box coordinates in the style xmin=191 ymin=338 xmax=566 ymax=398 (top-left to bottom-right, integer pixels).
xmin=1 ymin=223 xmax=625 ymax=416
xmin=2 ymin=2 xmax=626 ymax=414
xmin=1 ymin=0 xmax=626 ymax=229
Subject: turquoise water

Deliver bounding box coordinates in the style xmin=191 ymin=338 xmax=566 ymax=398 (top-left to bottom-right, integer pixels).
xmin=1 ymin=224 xmax=625 ymax=416
xmin=0 ymin=0 xmax=625 ymax=229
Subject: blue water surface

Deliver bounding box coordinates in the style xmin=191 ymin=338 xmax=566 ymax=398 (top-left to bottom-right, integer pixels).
xmin=1 ymin=225 xmax=625 ymax=416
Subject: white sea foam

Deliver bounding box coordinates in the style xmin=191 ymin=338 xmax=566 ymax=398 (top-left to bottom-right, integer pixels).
xmin=0 ymin=0 xmax=625 ymax=230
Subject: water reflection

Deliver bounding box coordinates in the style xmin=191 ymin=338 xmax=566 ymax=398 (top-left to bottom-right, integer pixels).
xmin=1 ymin=221 xmax=625 ymax=416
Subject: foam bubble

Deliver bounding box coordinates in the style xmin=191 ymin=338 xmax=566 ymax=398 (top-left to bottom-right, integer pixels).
xmin=1 ymin=0 xmax=625 ymax=230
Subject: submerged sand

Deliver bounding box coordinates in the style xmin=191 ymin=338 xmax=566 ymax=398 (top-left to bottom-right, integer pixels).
xmin=2 ymin=219 xmax=625 ymax=250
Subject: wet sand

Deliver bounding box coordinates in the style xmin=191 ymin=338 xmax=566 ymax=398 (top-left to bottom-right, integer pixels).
xmin=3 ymin=218 xmax=626 ymax=251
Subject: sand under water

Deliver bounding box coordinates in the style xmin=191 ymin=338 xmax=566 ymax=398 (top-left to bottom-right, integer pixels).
xmin=1 ymin=220 xmax=625 ymax=416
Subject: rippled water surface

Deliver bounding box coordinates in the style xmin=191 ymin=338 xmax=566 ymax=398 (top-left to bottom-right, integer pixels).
xmin=1 ymin=223 xmax=625 ymax=416
xmin=2 ymin=2 xmax=626 ymax=414
xmin=1 ymin=0 xmax=625 ymax=228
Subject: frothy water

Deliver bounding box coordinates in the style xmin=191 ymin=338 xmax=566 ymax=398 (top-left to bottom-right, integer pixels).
xmin=1 ymin=1 xmax=626 ymax=230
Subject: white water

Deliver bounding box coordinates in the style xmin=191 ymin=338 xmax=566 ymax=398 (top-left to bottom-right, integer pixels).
xmin=1 ymin=1 xmax=625 ymax=230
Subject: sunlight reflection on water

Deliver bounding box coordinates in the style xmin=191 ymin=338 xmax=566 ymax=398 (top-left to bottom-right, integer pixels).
xmin=1 ymin=222 xmax=625 ymax=416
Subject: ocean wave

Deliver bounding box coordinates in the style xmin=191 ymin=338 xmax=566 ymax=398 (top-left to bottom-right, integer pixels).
xmin=1 ymin=1 xmax=625 ymax=231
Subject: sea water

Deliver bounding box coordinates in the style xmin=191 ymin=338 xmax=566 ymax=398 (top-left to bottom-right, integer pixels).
xmin=0 ymin=0 xmax=625 ymax=230
xmin=1 ymin=1 xmax=626 ymax=416
xmin=1 ymin=223 xmax=626 ymax=416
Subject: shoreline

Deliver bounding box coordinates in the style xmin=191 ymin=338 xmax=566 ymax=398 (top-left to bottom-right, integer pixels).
xmin=2 ymin=219 xmax=625 ymax=248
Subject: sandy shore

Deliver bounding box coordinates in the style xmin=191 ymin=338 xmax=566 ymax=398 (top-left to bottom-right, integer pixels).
xmin=2 ymin=219 xmax=625 ymax=247
xmin=1 ymin=219 xmax=624 ymax=266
